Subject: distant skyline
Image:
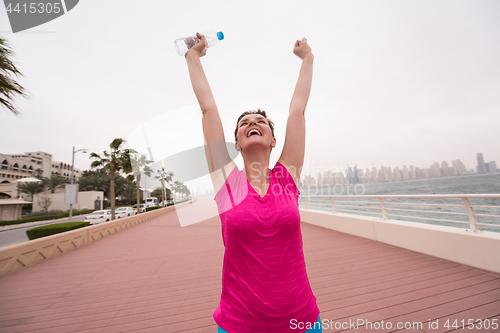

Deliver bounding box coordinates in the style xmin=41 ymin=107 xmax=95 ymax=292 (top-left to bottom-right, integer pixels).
xmin=302 ymin=153 xmax=498 ymax=187
xmin=300 ymin=152 xmax=497 ymax=180
xmin=1 ymin=0 xmax=499 ymax=194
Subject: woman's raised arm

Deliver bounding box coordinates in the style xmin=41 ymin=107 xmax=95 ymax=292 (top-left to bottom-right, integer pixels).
xmin=185 ymin=34 xmax=235 ymax=193
xmin=278 ymin=38 xmax=314 ymax=185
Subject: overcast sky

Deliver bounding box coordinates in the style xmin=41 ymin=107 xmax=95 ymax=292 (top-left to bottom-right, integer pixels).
xmin=1 ymin=0 xmax=499 ymax=193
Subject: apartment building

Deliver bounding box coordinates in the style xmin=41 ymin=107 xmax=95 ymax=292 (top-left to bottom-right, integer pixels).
xmin=0 ymin=151 xmax=82 ymax=198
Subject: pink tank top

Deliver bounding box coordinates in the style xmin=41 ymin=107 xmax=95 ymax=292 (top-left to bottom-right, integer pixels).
xmin=213 ymin=162 xmax=319 ymax=333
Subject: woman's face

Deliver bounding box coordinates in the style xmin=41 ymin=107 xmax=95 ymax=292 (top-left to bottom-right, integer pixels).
xmin=236 ymin=114 xmax=276 ymax=152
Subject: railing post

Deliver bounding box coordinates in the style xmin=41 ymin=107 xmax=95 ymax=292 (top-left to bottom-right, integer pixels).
xmin=461 ymin=197 xmax=479 ymax=232
xmin=378 ymin=197 xmax=388 ymax=220
xmin=302 ymin=197 xmax=308 ymax=210
xmin=329 ymin=197 xmax=336 ymax=213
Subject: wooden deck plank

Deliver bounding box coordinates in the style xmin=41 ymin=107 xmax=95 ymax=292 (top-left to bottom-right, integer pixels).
xmin=452 ymin=314 xmax=500 ymax=332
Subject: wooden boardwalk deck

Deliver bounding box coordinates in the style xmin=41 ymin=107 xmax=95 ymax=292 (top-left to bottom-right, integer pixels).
xmin=0 ymin=198 xmax=499 ymax=332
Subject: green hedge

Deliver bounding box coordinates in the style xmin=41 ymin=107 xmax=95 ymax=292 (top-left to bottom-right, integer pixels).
xmin=26 ymin=222 xmax=90 ymax=240
xmin=0 ymin=209 xmax=94 ymax=227
xmin=145 ymin=203 xmax=176 ymax=212
xmin=176 ymin=199 xmax=191 ymax=204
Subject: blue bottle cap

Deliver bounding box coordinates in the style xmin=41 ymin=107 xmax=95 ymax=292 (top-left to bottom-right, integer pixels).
xmin=217 ymin=31 xmax=224 ymax=41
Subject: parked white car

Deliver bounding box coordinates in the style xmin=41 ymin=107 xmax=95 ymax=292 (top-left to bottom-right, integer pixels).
xmin=115 ymin=207 xmax=137 ymax=218
xmin=85 ymin=210 xmax=112 ymax=225
xmin=133 ymin=204 xmax=146 ymax=213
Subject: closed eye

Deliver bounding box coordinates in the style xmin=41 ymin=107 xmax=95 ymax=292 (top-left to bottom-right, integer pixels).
xmin=239 ymin=118 xmax=266 ymax=127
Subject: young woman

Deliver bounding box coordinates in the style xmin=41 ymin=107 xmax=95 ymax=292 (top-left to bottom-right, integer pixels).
xmin=185 ymin=33 xmax=321 ymax=333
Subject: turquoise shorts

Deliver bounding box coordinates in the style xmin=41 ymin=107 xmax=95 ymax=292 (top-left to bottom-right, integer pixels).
xmin=217 ymin=315 xmax=322 ymax=332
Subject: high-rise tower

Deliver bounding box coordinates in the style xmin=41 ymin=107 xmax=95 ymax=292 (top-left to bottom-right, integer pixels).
xmin=477 ymin=153 xmax=486 ymax=174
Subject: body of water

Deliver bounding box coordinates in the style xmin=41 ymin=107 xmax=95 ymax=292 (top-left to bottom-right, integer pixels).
xmin=299 ymin=173 xmax=500 ymax=232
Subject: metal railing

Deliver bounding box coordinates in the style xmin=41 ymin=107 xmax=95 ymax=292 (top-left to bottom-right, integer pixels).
xmin=299 ymin=194 xmax=500 ymax=232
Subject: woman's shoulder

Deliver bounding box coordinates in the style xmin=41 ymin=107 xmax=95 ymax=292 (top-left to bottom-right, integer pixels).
xmin=272 ymin=162 xmax=300 ymax=197
xmin=272 ymin=162 xmax=293 ymax=180
xmin=214 ymin=165 xmax=249 ymax=205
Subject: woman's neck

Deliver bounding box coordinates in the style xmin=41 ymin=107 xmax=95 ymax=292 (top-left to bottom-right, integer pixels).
xmin=242 ymin=151 xmax=271 ymax=197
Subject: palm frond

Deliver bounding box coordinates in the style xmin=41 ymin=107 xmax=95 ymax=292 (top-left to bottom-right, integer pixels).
xmin=18 ymin=182 xmax=45 ymax=196
xmin=125 ymin=174 xmax=135 ymax=183
xmin=110 ymin=138 xmax=125 ymax=151
xmin=0 ymin=37 xmax=27 ymax=115
xmin=41 ymin=175 xmax=69 ymax=193
xmin=90 ymin=160 xmax=103 ymax=169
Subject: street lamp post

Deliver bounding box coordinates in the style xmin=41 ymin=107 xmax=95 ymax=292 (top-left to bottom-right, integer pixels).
xmin=69 ymin=146 xmax=87 ymax=218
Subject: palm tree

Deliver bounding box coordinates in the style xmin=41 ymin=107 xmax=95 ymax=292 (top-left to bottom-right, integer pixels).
xmin=155 ymin=168 xmax=173 ymax=207
xmin=172 ymin=181 xmax=187 ymax=202
xmin=78 ymin=173 xmax=109 ymax=192
xmin=150 ymin=187 xmax=163 ymax=201
xmin=171 ymin=181 xmax=180 ymax=202
xmin=113 ymin=175 xmax=128 ymax=200
xmin=179 ymin=184 xmax=190 ymax=201
xmin=90 ymin=138 xmax=133 ymax=220
xmin=41 ymin=175 xmax=68 ymax=193
xmin=179 ymin=184 xmax=185 ymax=200
xmin=123 ymin=180 xmax=136 ymax=204
xmin=0 ymin=37 xmax=27 ymax=115
xmin=18 ymin=182 xmax=44 ymax=202
xmin=183 ymin=185 xmax=191 ymax=200
xmin=129 ymin=153 xmax=153 ymax=214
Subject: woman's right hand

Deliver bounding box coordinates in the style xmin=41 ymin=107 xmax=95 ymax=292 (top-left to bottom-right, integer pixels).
xmin=185 ymin=33 xmax=207 ymax=58
xmin=293 ymin=38 xmax=313 ymax=61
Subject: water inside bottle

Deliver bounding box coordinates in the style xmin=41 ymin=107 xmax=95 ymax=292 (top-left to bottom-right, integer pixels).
xmin=185 ymin=36 xmax=199 ymax=49
xmin=174 ymin=39 xmax=187 ymax=56
xmin=175 ymin=36 xmax=201 ymax=56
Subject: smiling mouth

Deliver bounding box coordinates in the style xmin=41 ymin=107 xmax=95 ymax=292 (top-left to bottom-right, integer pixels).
xmin=247 ymin=129 xmax=262 ymax=137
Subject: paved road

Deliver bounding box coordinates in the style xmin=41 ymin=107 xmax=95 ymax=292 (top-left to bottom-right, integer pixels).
xmin=0 ymin=201 xmax=201 ymax=249
xmin=0 ymin=215 xmax=88 ymax=248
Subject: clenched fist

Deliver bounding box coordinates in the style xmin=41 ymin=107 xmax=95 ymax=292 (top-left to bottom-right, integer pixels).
xmin=293 ymin=38 xmax=313 ymax=60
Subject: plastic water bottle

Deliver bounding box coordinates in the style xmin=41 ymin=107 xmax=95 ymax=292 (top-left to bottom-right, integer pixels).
xmin=174 ymin=31 xmax=224 ymax=56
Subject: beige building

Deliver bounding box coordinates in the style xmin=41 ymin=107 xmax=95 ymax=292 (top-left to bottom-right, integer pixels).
xmin=421 ymin=168 xmax=430 ymax=178
xmin=452 ymin=159 xmax=467 ymax=175
xmin=323 ymin=170 xmax=333 ymax=186
xmin=316 ymin=172 xmax=323 ymax=187
xmin=430 ymin=162 xmax=442 ymax=178
xmin=0 ymin=151 xmax=82 ymax=199
xmin=401 ymin=165 xmax=410 ymax=180
xmin=379 ymin=166 xmax=391 ymax=182
xmin=333 ymin=172 xmax=347 ymax=185
xmin=303 ymin=175 xmax=316 ymax=188
xmin=370 ymin=167 xmax=378 ymax=182
xmin=364 ymin=168 xmax=371 ymax=183
xmin=409 ymin=165 xmax=416 ymax=179
xmin=393 ymin=167 xmax=403 ymax=181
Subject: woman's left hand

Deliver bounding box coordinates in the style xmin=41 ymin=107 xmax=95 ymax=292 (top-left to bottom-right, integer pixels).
xmin=186 ymin=33 xmax=207 ymax=59
xmin=293 ymin=38 xmax=313 ymax=60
